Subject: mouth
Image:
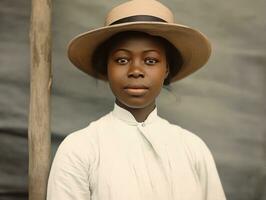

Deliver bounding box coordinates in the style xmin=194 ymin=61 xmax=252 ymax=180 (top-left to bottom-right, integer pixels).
xmin=124 ymin=85 xmax=149 ymax=96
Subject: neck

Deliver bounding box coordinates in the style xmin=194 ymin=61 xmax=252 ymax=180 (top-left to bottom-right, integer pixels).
xmin=115 ymin=100 xmax=156 ymax=122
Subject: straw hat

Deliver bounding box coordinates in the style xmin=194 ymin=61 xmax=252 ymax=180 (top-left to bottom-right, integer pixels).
xmin=68 ymin=0 xmax=211 ymax=82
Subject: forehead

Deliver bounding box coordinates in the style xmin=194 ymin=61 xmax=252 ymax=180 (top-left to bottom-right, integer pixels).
xmin=108 ymin=32 xmax=166 ymax=52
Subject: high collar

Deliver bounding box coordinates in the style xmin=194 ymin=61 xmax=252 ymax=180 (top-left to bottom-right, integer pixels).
xmin=112 ymin=103 xmax=158 ymax=126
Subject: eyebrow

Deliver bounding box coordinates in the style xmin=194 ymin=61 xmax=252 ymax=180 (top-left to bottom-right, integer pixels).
xmin=111 ymin=48 xmax=161 ymax=54
xmin=112 ymin=48 xmax=130 ymax=53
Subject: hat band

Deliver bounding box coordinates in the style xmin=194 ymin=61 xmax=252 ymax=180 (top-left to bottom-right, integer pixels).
xmin=110 ymin=15 xmax=167 ymax=25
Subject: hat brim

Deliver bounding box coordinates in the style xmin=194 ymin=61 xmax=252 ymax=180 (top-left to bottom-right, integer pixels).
xmin=68 ymin=21 xmax=211 ymax=82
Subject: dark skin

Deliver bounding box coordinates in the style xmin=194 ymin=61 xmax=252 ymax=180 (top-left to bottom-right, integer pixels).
xmin=107 ymin=34 xmax=169 ymax=122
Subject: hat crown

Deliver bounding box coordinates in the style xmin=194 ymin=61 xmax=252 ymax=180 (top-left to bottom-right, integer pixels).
xmin=105 ymin=0 xmax=174 ymax=25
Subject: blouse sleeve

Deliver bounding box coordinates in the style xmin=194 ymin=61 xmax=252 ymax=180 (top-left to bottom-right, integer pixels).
xmin=46 ymin=132 xmax=93 ymax=200
xmin=194 ymin=136 xmax=227 ymax=200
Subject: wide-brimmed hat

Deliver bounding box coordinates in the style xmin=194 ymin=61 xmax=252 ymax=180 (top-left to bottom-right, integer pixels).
xmin=68 ymin=0 xmax=211 ymax=82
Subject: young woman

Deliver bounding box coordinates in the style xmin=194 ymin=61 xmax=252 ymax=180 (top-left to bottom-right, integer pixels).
xmin=47 ymin=1 xmax=226 ymax=200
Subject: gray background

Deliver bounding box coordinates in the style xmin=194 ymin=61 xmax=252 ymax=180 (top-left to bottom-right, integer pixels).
xmin=0 ymin=0 xmax=265 ymax=199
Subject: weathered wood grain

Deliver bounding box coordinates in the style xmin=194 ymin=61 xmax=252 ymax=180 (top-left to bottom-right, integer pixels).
xmin=28 ymin=0 xmax=52 ymax=200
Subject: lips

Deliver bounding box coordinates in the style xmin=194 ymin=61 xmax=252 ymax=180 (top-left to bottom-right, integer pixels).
xmin=124 ymin=84 xmax=148 ymax=89
xmin=124 ymin=84 xmax=149 ymax=96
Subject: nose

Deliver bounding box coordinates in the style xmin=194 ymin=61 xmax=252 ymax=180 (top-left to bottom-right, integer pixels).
xmin=127 ymin=61 xmax=145 ymax=78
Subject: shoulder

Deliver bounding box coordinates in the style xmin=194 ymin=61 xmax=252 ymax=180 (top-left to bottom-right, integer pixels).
xmin=58 ymin=126 xmax=95 ymax=152
xmin=61 ymin=111 xmax=112 ymax=144
xmin=54 ymin=127 xmax=95 ymax=168
xmin=55 ymin=112 xmax=112 ymax=161
xmin=177 ymin=125 xmax=209 ymax=150
xmin=171 ymin=124 xmax=216 ymax=168
xmin=162 ymin=118 xmax=208 ymax=148
xmin=158 ymin=117 xmax=213 ymax=161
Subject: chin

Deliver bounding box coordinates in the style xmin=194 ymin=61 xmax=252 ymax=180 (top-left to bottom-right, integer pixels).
xmin=117 ymin=97 xmax=155 ymax=110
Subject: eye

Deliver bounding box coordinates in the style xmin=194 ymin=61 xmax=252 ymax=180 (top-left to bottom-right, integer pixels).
xmin=145 ymin=58 xmax=158 ymax=65
xmin=115 ymin=58 xmax=129 ymax=65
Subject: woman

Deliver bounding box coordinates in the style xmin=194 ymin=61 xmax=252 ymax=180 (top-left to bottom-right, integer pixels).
xmin=47 ymin=1 xmax=226 ymax=199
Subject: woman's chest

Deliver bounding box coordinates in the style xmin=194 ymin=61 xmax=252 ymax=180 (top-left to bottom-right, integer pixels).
xmin=89 ymin=128 xmax=203 ymax=200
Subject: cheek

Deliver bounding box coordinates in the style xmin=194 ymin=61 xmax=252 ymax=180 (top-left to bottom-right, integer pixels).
xmin=108 ymin=65 xmax=129 ymax=84
xmin=153 ymin=66 xmax=168 ymax=82
xmin=107 ymin=57 xmax=118 ymax=80
xmin=107 ymin=67 xmax=120 ymax=84
xmin=107 ymin=67 xmax=120 ymax=85
xmin=107 ymin=64 xmax=123 ymax=93
xmin=148 ymin=69 xmax=167 ymax=95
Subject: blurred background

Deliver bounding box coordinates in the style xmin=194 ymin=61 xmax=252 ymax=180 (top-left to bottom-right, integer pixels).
xmin=0 ymin=0 xmax=265 ymax=199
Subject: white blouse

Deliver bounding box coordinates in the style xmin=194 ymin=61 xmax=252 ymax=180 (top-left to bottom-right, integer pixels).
xmin=47 ymin=103 xmax=226 ymax=200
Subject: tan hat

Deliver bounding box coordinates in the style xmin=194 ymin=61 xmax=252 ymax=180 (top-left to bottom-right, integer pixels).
xmin=68 ymin=0 xmax=211 ymax=82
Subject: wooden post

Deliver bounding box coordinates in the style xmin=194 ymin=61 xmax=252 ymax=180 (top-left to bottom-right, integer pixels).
xmin=28 ymin=0 xmax=52 ymax=199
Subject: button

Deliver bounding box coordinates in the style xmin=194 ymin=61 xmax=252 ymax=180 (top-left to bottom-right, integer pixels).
xmin=141 ymin=122 xmax=145 ymax=127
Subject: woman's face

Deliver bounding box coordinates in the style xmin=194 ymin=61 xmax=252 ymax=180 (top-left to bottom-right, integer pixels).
xmin=107 ymin=34 xmax=168 ymax=110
